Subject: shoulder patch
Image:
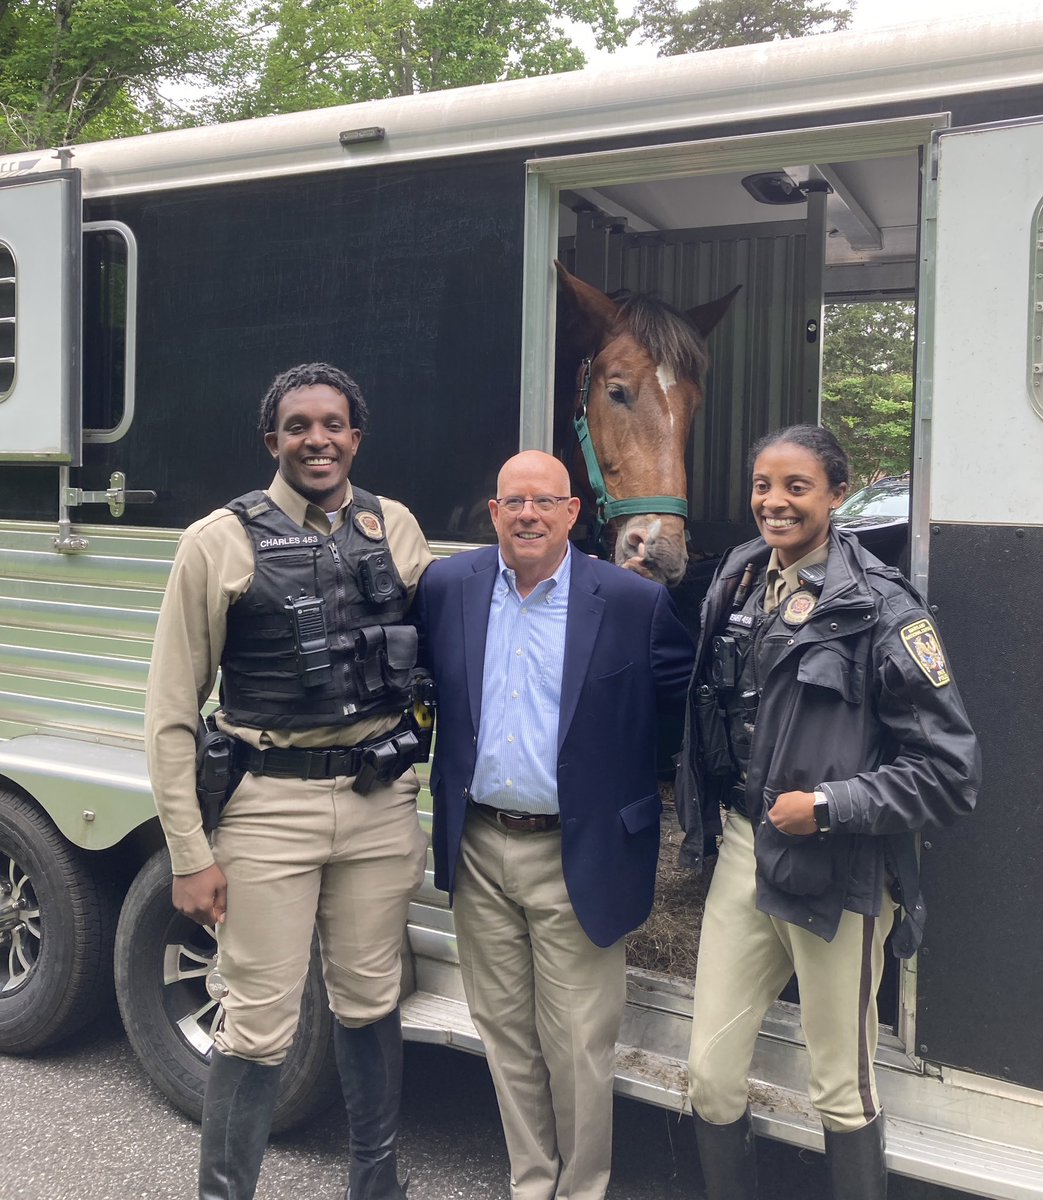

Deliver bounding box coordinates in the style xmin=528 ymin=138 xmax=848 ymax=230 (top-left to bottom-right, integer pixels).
xmin=354 ymin=510 xmax=385 ymax=541
xmin=900 ymin=618 xmax=950 ymax=687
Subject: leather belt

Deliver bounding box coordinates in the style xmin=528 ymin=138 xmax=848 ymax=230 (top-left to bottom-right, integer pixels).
xmin=472 ymin=801 xmax=560 ymax=832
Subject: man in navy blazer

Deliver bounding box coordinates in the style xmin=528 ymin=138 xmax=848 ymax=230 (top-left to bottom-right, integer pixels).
xmin=414 ymin=451 xmax=694 ymax=1200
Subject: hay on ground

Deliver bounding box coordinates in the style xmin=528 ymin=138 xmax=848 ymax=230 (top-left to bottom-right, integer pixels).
xmin=625 ymin=786 xmax=715 ymax=981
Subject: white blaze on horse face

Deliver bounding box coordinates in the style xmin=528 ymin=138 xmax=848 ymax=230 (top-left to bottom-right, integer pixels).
xmin=655 ymin=363 xmax=678 ymax=431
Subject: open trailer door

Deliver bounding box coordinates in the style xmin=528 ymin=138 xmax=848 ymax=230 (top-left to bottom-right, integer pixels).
xmin=0 ymin=171 xmax=81 ymax=465
xmin=914 ymin=116 xmax=1043 ymax=1096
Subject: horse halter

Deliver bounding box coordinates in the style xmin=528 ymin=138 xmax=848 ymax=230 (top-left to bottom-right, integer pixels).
xmin=573 ymin=356 xmax=689 ymax=543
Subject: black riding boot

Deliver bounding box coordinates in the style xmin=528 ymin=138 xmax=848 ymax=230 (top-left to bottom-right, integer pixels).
xmin=693 ymin=1106 xmax=759 ymax=1200
xmin=335 ymin=1008 xmax=408 ymax=1200
xmin=198 ymin=1051 xmax=281 ymax=1200
xmin=823 ymin=1112 xmax=888 ymax=1200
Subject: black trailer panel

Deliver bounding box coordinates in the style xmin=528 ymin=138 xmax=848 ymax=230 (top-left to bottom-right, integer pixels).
xmin=75 ymin=157 xmax=526 ymax=540
xmin=918 ymin=522 xmax=1043 ymax=1091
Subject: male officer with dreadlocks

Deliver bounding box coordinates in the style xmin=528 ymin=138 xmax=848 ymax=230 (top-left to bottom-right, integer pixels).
xmin=145 ymin=362 xmax=431 ymax=1200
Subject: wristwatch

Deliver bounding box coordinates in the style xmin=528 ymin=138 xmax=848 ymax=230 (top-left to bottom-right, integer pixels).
xmin=813 ymin=789 xmax=831 ymax=834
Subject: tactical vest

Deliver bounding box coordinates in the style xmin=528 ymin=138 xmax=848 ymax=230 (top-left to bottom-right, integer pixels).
xmin=220 ymin=488 xmax=416 ymax=730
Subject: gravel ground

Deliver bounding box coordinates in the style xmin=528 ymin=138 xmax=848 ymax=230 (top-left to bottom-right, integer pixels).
xmin=0 ymin=1008 xmax=961 ymax=1200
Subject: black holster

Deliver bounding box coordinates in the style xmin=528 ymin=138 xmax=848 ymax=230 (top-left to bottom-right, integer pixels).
xmin=195 ymin=717 xmax=236 ymax=834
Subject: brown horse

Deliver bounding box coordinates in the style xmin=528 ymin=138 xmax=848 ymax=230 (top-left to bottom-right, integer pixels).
xmin=555 ymin=261 xmax=739 ymax=589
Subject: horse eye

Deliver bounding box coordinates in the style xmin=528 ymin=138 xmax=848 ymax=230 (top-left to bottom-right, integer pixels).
xmin=606 ymin=383 xmax=629 ymax=405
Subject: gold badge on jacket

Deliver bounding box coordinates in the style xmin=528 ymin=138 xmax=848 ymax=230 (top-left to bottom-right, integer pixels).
xmin=779 ymin=589 xmax=818 ymax=626
xmin=354 ymin=511 xmax=385 ymax=541
xmin=900 ymin=618 xmax=950 ymax=687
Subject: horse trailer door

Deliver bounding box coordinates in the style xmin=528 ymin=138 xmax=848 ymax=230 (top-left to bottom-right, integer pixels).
xmin=915 ymin=116 xmax=1043 ymax=1091
xmin=0 ymin=171 xmax=82 ymax=464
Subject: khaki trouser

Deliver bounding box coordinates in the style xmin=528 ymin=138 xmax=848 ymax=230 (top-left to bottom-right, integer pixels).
xmin=453 ymin=805 xmax=626 ymax=1200
xmin=688 ymin=811 xmax=896 ymax=1133
xmin=210 ymin=767 xmax=428 ymax=1064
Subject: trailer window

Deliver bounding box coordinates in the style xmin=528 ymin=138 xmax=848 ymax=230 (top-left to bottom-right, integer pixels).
xmin=0 ymin=242 xmax=14 ymax=400
xmin=83 ymin=228 xmax=127 ymax=431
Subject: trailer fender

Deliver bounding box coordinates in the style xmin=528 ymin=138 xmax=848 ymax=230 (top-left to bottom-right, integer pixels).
xmin=0 ymin=734 xmax=156 ymax=851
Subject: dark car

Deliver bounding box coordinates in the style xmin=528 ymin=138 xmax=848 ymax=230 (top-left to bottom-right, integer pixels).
xmin=833 ymin=474 xmax=910 ymax=568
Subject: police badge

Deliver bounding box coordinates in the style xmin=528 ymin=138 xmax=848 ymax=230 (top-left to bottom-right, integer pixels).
xmin=780 ymin=588 xmax=818 ymax=627
xmin=354 ymin=510 xmax=385 ymax=541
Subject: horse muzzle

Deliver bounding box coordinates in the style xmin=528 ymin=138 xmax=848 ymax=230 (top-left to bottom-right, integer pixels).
xmin=614 ymin=514 xmax=688 ymax=588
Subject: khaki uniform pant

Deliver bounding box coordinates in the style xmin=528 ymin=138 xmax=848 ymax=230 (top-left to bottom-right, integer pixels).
xmin=210 ymin=767 xmax=428 ymax=1064
xmin=453 ymin=806 xmax=626 ymax=1200
xmin=688 ymin=811 xmax=896 ymax=1133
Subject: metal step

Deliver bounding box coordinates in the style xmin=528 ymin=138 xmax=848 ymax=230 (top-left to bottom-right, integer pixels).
xmin=401 ymin=989 xmax=1043 ymax=1199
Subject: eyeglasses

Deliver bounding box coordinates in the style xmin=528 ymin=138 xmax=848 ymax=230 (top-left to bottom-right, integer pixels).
xmin=494 ymin=495 xmax=571 ymax=514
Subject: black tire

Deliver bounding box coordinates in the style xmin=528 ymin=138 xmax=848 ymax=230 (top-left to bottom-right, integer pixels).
xmin=114 ymin=847 xmax=339 ymax=1133
xmin=0 ymin=787 xmax=118 ymax=1053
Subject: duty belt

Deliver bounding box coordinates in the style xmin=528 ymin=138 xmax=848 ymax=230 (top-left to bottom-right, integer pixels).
xmin=727 ymin=782 xmax=750 ymax=819
xmin=233 ymin=741 xmax=366 ymax=780
xmin=232 ymin=716 xmax=417 ymax=789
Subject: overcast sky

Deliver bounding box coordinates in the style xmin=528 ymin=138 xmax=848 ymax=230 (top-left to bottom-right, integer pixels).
xmin=577 ymin=0 xmax=1037 ymax=66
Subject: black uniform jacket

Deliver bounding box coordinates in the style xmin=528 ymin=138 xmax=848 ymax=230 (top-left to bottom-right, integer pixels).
xmin=675 ymin=527 xmax=980 ymax=951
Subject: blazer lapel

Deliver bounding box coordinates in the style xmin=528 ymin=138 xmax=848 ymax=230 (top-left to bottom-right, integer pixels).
xmin=559 ymin=547 xmax=604 ymax=749
xmin=462 ymin=552 xmax=498 ymax=735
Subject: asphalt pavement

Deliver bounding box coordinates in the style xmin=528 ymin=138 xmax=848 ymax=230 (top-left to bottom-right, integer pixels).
xmin=0 ymin=1009 xmax=959 ymax=1200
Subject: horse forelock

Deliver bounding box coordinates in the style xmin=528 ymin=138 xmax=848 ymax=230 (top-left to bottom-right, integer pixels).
xmin=613 ymin=295 xmax=710 ymax=388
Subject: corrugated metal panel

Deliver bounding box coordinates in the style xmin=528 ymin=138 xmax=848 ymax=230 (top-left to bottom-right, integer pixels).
xmin=0 ymin=521 xmax=174 ymax=745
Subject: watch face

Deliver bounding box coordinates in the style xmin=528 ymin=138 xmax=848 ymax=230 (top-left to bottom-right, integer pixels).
xmin=814 ymin=799 xmax=830 ymax=832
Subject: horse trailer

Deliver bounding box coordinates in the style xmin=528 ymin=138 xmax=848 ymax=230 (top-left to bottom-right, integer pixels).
xmin=1 ymin=11 xmax=1041 ymax=1196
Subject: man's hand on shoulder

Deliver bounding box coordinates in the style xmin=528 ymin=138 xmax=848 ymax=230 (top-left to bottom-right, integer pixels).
xmin=172 ymin=863 xmax=228 ymax=926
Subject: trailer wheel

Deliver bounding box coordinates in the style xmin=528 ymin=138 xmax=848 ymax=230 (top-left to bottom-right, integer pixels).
xmin=0 ymin=787 xmax=117 ymax=1053
xmin=114 ymin=848 xmax=339 ymax=1133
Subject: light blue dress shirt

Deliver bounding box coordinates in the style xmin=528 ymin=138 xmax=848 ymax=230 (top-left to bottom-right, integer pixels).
xmin=469 ymin=549 xmax=571 ymax=815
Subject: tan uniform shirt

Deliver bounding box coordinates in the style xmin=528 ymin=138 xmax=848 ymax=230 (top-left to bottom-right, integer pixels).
xmin=145 ymin=472 xmax=433 ymax=876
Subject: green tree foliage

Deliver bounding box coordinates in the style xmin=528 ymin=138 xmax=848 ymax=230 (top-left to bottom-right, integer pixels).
xmin=0 ymin=0 xmax=249 ymax=152
xmin=220 ymin=0 xmax=635 ymax=121
xmin=821 ymin=301 xmax=915 ymax=487
xmin=0 ymin=0 xmax=637 ymax=144
xmin=636 ymin=0 xmax=850 ymax=56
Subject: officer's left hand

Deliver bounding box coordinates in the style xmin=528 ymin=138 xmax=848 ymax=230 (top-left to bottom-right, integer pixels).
xmin=768 ymin=790 xmax=817 ymax=835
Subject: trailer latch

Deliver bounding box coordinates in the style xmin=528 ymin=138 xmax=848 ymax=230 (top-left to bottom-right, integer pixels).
xmin=63 ymin=471 xmax=157 ymax=518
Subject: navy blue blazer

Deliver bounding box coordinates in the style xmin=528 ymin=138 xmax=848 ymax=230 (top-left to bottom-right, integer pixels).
xmin=414 ymin=543 xmax=695 ymax=948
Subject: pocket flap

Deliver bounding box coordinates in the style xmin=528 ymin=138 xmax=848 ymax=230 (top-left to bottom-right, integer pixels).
xmin=384 ymin=624 xmax=418 ymax=669
xmin=619 ymin=792 xmax=662 ymax=834
xmin=755 ymin=809 xmax=833 ymax=896
xmin=796 ymin=645 xmax=862 ymax=703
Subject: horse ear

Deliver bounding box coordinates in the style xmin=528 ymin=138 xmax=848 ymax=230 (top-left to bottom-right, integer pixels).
xmin=685 ymin=283 xmax=742 ymax=338
xmin=554 ymin=260 xmax=619 ymax=352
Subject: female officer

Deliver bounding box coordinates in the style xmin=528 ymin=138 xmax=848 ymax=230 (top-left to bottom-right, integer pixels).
xmin=675 ymin=425 xmax=980 ymax=1200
